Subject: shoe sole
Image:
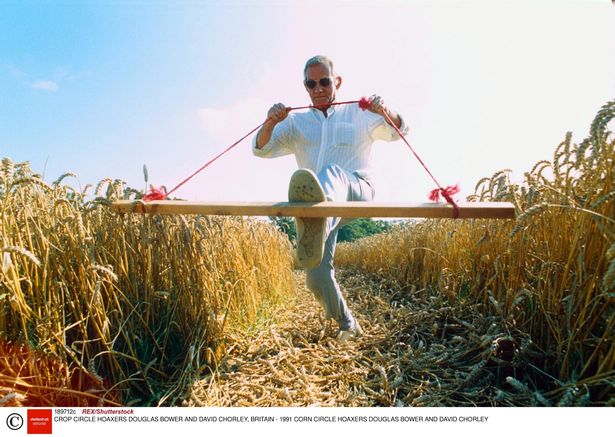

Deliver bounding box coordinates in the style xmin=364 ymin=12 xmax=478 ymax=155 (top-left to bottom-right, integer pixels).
xmin=288 ymin=169 xmax=326 ymax=269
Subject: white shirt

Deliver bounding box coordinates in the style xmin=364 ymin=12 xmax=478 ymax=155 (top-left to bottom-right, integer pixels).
xmin=252 ymin=102 xmax=408 ymax=181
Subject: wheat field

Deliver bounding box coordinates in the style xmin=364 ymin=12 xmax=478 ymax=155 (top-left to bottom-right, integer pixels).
xmin=337 ymin=100 xmax=615 ymax=404
xmin=0 ymin=164 xmax=295 ymax=406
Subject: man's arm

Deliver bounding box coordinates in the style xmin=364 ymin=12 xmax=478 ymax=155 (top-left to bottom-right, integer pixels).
xmin=367 ymin=94 xmax=402 ymax=129
xmin=255 ymin=103 xmax=291 ymax=149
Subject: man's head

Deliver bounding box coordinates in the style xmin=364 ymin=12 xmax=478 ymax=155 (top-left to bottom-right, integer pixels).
xmin=303 ymin=55 xmax=342 ymax=108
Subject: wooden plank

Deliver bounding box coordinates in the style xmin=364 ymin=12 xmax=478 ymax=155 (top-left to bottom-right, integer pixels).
xmin=111 ymin=200 xmax=516 ymax=219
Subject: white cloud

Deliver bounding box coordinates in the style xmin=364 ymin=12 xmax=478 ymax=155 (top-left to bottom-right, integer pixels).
xmin=6 ymin=64 xmax=26 ymax=79
xmin=31 ymin=80 xmax=59 ymax=92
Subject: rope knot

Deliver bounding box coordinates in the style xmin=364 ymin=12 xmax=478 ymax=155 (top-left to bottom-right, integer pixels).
xmin=428 ymin=185 xmax=461 ymax=218
xmin=142 ymin=185 xmax=167 ymax=201
xmin=358 ymin=96 xmax=372 ymax=111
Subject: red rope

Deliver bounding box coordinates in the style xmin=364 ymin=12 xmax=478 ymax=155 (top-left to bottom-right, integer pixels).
xmin=144 ymin=99 xmax=364 ymax=201
xmin=145 ymin=121 xmax=268 ymax=201
xmin=378 ymin=107 xmax=460 ymax=218
xmin=143 ymin=96 xmax=460 ymax=217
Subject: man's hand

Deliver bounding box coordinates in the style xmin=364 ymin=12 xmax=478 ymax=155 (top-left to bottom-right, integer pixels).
xmin=366 ymin=94 xmax=402 ymax=129
xmin=256 ymin=103 xmax=290 ymax=149
xmin=366 ymin=94 xmax=386 ymax=116
xmin=267 ymin=103 xmax=291 ymax=123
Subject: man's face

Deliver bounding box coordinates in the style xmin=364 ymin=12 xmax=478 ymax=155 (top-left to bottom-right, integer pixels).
xmin=304 ymin=63 xmax=341 ymax=107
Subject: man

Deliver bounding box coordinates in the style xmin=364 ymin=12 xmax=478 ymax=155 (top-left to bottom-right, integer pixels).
xmin=253 ymin=55 xmax=408 ymax=342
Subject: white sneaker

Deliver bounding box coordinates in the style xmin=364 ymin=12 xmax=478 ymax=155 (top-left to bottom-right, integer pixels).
xmin=336 ymin=321 xmax=364 ymax=343
xmin=288 ymin=169 xmax=326 ymax=269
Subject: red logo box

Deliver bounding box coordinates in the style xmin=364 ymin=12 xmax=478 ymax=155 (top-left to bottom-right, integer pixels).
xmin=27 ymin=409 xmax=53 ymax=434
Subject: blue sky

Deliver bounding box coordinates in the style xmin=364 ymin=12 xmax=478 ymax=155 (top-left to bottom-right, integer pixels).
xmin=1 ymin=0 xmax=614 ymax=204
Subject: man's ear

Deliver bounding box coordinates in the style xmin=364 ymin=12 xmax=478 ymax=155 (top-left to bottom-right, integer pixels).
xmin=335 ymin=76 xmax=342 ymax=89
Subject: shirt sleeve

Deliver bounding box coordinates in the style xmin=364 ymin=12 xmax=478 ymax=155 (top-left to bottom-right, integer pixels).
xmin=367 ymin=111 xmax=409 ymax=142
xmin=252 ymin=118 xmax=295 ymax=158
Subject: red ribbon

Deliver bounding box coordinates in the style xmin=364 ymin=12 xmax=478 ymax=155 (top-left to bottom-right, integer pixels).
xmin=428 ymin=185 xmax=461 ymax=218
xmin=428 ymin=184 xmax=460 ymax=202
xmin=358 ymin=96 xmax=372 ymax=111
xmin=142 ymin=185 xmax=166 ymax=201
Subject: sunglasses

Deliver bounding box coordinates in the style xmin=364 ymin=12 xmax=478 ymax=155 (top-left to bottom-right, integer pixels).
xmin=304 ymin=77 xmax=332 ymax=89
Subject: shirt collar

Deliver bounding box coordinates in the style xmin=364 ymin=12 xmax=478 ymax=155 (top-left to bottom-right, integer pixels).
xmin=310 ymin=101 xmax=337 ymax=118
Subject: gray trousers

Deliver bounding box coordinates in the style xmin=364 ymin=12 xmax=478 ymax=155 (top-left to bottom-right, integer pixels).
xmin=305 ymin=164 xmax=375 ymax=330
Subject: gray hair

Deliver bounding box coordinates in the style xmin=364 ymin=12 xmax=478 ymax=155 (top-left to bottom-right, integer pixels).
xmin=304 ymin=55 xmax=335 ymax=79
